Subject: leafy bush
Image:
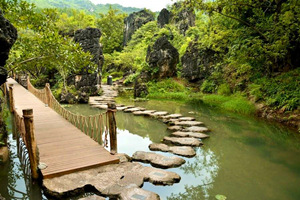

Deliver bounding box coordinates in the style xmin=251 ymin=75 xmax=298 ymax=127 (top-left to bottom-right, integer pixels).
xmin=201 ymin=80 xmax=217 ymax=93
xmin=124 ymin=73 xmax=139 ymax=86
xmin=217 ymin=83 xmax=231 ymax=96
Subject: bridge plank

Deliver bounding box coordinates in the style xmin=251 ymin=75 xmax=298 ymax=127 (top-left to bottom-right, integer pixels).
xmin=7 ymin=78 xmax=119 ymax=179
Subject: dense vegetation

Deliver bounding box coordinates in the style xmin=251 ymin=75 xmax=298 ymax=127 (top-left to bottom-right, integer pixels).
xmin=1 ymin=0 xmax=299 ymax=126
xmin=25 ymin=0 xmax=140 ymax=14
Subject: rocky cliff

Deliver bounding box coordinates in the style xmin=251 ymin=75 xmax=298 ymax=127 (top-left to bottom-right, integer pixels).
xmin=0 ymin=9 xmax=17 ymax=85
xmin=123 ymin=10 xmax=154 ymax=46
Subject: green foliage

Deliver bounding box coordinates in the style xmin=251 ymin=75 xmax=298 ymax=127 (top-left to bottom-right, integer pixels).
xmin=97 ymin=8 xmax=127 ymax=54
xmin=56 ymin=9 xmax=96 ymax=34
xmin=3 ymin=0 xmax=95 ymax=89
xmin=24 ymin=0 xmax=140 ymax=14
xmin=124 ymin=73 xmax=139 ymax=86
xmin=217 ymin=83 xmax=231 ymax=96
xmin=147 ymin=79 xmax=189 ymax=101
xmin=201 ymin=80 xmax=217 ymax=93
xmin=202 ymin=94 xmax=256 ymax=115
xmin=254 ymin=69 xmax=300 ymax=111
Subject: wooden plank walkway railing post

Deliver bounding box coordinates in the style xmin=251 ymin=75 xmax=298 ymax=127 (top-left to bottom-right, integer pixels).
xmin=23 ymin=109 xmax=40 ymax=179
xmin=107 ymin=103 xmax=117 ymax=154
xmin=45 ymin=83 xmax=51 ymax=107
xmin=8 ymin=84 xmax=14 ymax=113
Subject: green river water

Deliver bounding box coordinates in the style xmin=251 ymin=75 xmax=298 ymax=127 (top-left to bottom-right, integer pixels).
xmin=1 ymin=99 xmax=300 ymax=200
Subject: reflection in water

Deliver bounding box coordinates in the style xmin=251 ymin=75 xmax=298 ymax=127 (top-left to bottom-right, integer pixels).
xmin=0 ymin=115 xmax=43 ymax=199
xmin=55 ymin=101 xmax=300 ymax=199
xmin=173 ymin=149 xmax=219 ymax=200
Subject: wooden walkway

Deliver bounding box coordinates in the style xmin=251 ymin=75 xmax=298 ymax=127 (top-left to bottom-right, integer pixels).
xmin=7 ymin=78 xmax=119 ymax=179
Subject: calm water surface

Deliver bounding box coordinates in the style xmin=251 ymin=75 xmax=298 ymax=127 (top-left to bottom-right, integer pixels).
xmin=1 ymin=99 xmax=300 ymax=200
xmin=67 ymin=99 xmax=300 ymax=200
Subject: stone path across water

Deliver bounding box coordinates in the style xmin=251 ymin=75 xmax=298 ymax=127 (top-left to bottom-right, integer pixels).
xmin=132 ymin=151 xmax=186 ymax=169
xmin=164 ymin=136 xmax=203 ymax=147
xmin=149 ymin=143 xmax=196 ymax=158
xmin=44 ymin=162 xmax=180 ymax=199
xmin=172 ymin=131 xmax=210 ymax=139
xmin=84 ymin=85 xmax=215 ymax=199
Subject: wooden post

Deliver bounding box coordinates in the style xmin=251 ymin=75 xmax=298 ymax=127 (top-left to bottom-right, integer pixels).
xmin=23 ymin=109 xmax=39 ymax=179
xmin=45 ymin=83 xmax=51 ymax=107
xmin=8 ymin=84 xmax=14 ymax=113
xmin=107 ymin=103 xmax=117 ymax=154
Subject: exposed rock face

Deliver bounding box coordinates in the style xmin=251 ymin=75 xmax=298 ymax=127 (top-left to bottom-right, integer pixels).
xmin=123 ymin=10 xmax=154 ymax=46
xmin=171 ymin=3 xmax=195 ymax=35
xmin=181 ymin=42 xmax=219 ymax=82
xmin=74 ymin=28 xmax=104 ymax=75
xmin=0 ymin=9 xmax=17 ymax=85
xmin=134 ymin=71 xmax=149 ymax=98
xmin=146 ymin=36 xmax=179 ymax=79
xmin=157 ymin=8 xmax=171 ymax=28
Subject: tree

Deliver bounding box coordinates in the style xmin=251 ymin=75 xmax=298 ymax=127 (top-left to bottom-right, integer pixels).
xmin=96 ymin=7 xmax=127 ymax=54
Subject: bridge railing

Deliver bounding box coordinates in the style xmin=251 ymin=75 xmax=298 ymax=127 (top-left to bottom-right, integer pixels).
xmin=5 ymin=83 xmax=39 ymax=179
xmin=26 ymin=78 xmax=117 ymax=152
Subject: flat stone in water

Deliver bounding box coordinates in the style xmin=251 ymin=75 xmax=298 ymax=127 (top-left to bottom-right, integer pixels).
xmin=163 ymin=136 xmax=203 ymax=146
xmin=183 ymin=126 xmax=210 ymax=133
xmin=79 ymin=195 xmax=105 ymax=200
xmin=161 ymin=114 xmax=183 ymax=119
xmin=124 ymin=107 xmax=141 ymax=113
xmin=132 ymin=151 xmax=185 ymax=169
xmin=43 ymin=162 xmax=180 ymax=199
xmin=167 ymin=126 xmax=183 ymax=131
xmin=178 ymin=117 xmax=195 ymax=121
xmin=117 ymin=106 xmax=128 ymax=111
xmin=149 ymin=143 xmax=196 ymax=157
xmin=174 ymin=121 xmax=204 ymax=127
xmin=150 ymin=111 xmax=168 ymax=117
xmin=172 ymin=131 xmax=209 ymax=139
xmin=120 ymin=187 xmax=159 ymax=200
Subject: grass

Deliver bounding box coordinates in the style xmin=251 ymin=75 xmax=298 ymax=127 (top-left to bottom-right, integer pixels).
xmin=202 ymin=94 xmax=256 ymax=115
xmin=145 ymin=78 xmax=256 ymax=115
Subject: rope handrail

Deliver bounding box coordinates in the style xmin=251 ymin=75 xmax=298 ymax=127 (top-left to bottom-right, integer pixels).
xmin=27 ymin=78 xmax=107 ymax=146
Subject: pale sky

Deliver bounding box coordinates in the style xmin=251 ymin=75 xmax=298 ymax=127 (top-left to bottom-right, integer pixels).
xmin=90 ymin=0 xmax=176 ymax=12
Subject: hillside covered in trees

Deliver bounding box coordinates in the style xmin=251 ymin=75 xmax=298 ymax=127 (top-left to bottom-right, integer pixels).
xmin=1 ymin=0 xmax=299 ymax=130
xmin=25 ymin=0 xmax=140 ymax=14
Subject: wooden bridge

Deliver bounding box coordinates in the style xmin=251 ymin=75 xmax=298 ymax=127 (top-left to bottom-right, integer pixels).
xmin=5 ymin=78 xmax=119 ymax=179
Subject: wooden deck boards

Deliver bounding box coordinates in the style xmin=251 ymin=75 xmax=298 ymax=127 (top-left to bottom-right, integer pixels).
xmin=7 ymin=78 xmax=119 ymax=179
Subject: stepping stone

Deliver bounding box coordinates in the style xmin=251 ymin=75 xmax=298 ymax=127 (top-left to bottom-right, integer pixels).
xmin=172 ymin=131 xmax=210 ymax=139
xmin=167 ymin=126 xmax=183 ymax=131
xmin=163 ymin=137 xmax=203 ymax=146
xmin=117 ymin=106 xmax=127 ymax=111
xmin=141 ymin=110 xmax=156 ymax=116
xmin=178 ymin=117 xmax=195 ymax=121
xmin=133 ymin=111 xmax=146 ymax=116
xmin=79 ymin=195 xmax=105 ymax=200
xmin=163 ymin=118 xmax=180 ymax=125
xmin=149 ymin=111 xmax=168 ymax=117
xmin=161 ymin=114 xmax=183 ymax=119
xmin=149 ymin=143 xmax=196 ymax=157
xmin=132 ymin=151 xmax=185 ymax=169
xmin=136 ymin=107 xmax=146 ymax=111
xmin=183 ymin=126 xmax=210 ymax=133
xmin=116 ymin=104 xmax=125 ymax=107
xmin=120 ymin=188 xmax=159 ymax=200
xmin=174 ymin=121 xmax=204 ymax=127
xmin=124 ymin=107 xmax=141 ymax=113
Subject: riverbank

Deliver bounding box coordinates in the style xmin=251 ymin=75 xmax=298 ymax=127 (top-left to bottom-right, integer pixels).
xmin=121 ymin=78 xmax=299 ymax=133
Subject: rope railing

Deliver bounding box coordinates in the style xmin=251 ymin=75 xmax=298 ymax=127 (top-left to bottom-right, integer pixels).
xmin=27 ymin=78 xmax=111 ymax=146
